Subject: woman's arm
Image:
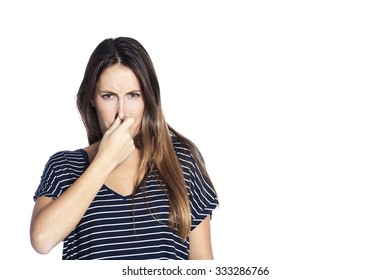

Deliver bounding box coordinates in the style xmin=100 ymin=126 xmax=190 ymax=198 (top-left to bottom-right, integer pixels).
xmin=30 ymin=157 xmax=116 ymax=254
xmin=30 ymin=117 xmax=135 ymax=254
xmin=188 ymin=215 xmax=214 ymax=260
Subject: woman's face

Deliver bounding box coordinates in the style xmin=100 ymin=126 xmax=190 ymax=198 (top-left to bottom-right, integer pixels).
xmin=92 ymin=64 xmax=145 ymax=138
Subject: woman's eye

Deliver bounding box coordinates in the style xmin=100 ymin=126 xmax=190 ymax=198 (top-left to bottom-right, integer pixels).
xmin=129 ymin=92 xmax=141 ymax=98
xmin=102 ymin=93 xmax=115 ymax=99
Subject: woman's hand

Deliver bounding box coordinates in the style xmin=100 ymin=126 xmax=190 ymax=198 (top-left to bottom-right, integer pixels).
xmin=95 ymin=116 xmax=136 ymax=167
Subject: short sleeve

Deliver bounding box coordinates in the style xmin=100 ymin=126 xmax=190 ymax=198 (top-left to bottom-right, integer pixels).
xmin=187 ymin=152 xmax=219 ymax=231
xmin=33 ymin=152 xmax=73 ymax=201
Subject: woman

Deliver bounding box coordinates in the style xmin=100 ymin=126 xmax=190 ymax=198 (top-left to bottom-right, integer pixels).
xmin=30 ymin=37 xmax=218 ymax=260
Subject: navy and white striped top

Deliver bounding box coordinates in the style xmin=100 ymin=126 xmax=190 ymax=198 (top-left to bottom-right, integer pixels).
xmin=33 ymin=137 xmax=218 ymax=260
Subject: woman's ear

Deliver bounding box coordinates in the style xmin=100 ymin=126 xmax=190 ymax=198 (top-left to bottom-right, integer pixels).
xmin=90 ymin=99 xmax=96 ymax=107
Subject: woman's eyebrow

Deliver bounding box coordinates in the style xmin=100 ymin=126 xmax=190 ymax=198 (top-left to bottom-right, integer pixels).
xmin=98 ymin=89 xmax=142 ymax=94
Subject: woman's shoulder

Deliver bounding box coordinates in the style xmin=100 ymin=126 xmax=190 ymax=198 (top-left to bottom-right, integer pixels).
xmin=45 ymin=148 xmax=89 ymax=167
xmin=35 ymin=148 xmax=89 ymax=201
xmin=170 ymin=131 xmax=194 ymax=158
xmin=169 ymin=130 xmax=204 ymax=172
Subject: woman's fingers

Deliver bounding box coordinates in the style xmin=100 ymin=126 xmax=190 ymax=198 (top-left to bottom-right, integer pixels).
xmin=120 ymin=117 xmax=135 ymax=131
xmin=106 ymin=116 xmax=135 ymax=135
xmin=97 ymin=116 xmax=137 ymax=167
xmin=105 ymin=115 xmax=122 ymax=135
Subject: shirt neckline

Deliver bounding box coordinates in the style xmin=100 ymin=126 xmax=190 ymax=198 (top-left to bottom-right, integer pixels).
xmin=77 ymin=148 xmax=148 ymax=199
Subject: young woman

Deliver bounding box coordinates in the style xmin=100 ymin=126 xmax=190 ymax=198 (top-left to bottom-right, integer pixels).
xmin=30 ymin=37 xmax=218 ymax=260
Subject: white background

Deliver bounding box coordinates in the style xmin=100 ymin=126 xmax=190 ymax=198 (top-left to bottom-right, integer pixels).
xmin=1 ymin=0 xmax=389 ymax=279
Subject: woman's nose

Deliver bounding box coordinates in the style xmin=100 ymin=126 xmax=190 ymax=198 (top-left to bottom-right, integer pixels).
xmin=117 ymin=101 xmax=125 ymax=121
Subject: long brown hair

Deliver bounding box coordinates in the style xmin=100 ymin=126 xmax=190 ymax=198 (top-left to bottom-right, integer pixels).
xmin=76 ymin=37 xmax=215 ymax=240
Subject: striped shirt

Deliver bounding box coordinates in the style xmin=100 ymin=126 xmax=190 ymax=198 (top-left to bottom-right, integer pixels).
xmin=33 ymin=137 xmax=218 ymax=260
